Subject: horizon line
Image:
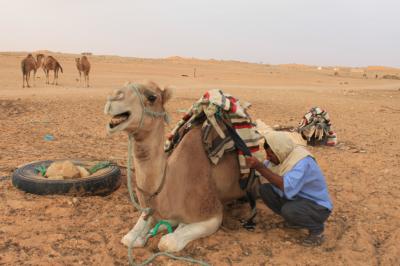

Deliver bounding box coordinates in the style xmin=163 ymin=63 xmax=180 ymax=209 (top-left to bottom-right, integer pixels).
xmin=2 ymin=49 xmax=399 ymax=70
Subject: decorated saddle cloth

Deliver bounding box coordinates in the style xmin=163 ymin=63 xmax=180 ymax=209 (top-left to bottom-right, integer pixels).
xmin=297 ymin=107 xmax=337 ymax=146
xmin=165 ymin=89 xmax=263 ymax=177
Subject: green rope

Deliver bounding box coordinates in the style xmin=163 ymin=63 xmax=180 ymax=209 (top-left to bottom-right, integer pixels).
xmin=88 ymin=161 xmax=112 ymax=174
xmin=34 ymin=165 xmax=47 ymax=176
xmin=126 ymin=134 xmax=210 ymax=266
xmin=149 ymin=220 xmax=173 ymax=236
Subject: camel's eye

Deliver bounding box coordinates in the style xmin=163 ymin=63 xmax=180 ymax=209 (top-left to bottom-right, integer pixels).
xmin=147 ymin=95 xmax=157 ymax=103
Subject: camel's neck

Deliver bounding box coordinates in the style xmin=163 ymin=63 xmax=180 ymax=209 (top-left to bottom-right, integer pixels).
xmin=36 ymin=58 xmax=42 ymax=69
xmin=131 ymin=120 xmax=167 ymax=199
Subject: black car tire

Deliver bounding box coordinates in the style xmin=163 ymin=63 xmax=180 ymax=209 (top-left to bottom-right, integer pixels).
xmin=12 ymin=160 xmax=121 ymax=196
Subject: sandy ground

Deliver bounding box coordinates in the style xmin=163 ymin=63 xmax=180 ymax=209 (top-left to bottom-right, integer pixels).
xmin=0 ymin=52 xmax=399 ymax=265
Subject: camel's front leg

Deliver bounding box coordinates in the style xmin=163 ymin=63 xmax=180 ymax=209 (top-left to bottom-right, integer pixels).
xmin=26 ymin=72 xmax=31 ymax=88
xmin=158 ymin=213 xmax=222 ymax=252
xmin=121 ymin=213 xmax=155 ymax=248
xmin=33 ymin=70 xmax=36 ymax=86
xmin=86 ymin=74 xmax=90 ymax=88
xmin=53 ymin=71 xmax=57 ymax=85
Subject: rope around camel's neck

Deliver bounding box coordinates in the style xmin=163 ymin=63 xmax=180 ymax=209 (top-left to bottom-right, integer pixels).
xmin=131 ymin=121 xmax=167 ymax=206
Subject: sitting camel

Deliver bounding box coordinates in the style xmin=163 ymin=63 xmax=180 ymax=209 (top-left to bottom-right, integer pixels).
xmin=20 ymin=53 xmax=45 ymax=88
xmin=75 ymin=56 xmax=91 ymax=87
xmin=43 ymin=56 xmax=63 ymax=85
xmin=104 ymin=81 xmax=247 ymax=252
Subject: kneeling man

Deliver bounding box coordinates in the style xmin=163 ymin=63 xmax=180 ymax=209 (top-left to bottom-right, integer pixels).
xmin=246 ymin=131 xmax=332 ymax=246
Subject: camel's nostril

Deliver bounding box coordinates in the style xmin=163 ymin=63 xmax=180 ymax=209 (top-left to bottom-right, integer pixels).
xmin=108 ymin=91 xmax=124 ymax=102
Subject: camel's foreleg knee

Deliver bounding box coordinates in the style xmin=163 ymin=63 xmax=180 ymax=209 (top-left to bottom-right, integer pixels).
xmin=121 ymin=213 xmax=154 ymax=248
xmin=158 ymin=213 xmax=223 ymax=252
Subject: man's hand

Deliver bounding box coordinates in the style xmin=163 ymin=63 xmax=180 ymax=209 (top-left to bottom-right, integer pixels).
xmin=245 ymin=156 xmax=263 ymax=170
xmin=246 ymin=156 xmax=284 ymax=190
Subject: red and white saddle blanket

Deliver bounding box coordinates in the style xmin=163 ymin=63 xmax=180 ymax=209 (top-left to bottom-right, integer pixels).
xmin=165 ymin=89 xmax=263 ymax=177
xmin=298 ymin=107 xmax=337 ymax=146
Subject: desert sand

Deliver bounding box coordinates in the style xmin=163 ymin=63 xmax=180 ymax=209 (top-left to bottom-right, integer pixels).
xmin=0 ymin=51 xmax=399 ymax=265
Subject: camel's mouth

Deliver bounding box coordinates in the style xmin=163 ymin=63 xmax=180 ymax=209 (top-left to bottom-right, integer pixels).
xmin=109 ymin=111 xmax=131 ymax=130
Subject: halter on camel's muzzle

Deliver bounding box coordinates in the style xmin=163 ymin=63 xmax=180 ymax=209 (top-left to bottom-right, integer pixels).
xmin=129 ymin=83 xmax=170 ymax=135
xmin=107 ymin=83 xmax=170 ymax=135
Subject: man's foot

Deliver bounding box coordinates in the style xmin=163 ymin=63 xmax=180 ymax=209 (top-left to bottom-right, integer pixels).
xmin=301 ymin=232 xmax=325 ymax=246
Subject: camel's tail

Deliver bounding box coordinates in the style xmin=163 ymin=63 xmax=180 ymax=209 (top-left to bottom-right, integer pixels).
xmin=57 ymin=62 xmax=63 ymax=73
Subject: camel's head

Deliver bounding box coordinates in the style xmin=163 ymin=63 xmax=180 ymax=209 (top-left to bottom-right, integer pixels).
xmin=36 ymin=54 xmax=44 ymax=60
xmin=75 ymin=58 xmax=80 ymax=64
xmin=36 ymin=54 xmax=45 ymax=65
xmin=104 ymin=81 xmax=172 ymax=135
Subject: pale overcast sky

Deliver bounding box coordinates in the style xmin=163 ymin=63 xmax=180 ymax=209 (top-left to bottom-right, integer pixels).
xmin=0 ymin=0 xmax=399 ymax=67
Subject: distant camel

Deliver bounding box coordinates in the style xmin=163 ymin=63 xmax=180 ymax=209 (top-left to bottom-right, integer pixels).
xmin=21 ymin=54 xmax=44 ymax=88
xmin=35 ymin=54 xmax=45 ymax=75
xmin=43 ymin=56 xmax=63 ymax=85
xmin=75 ymin=56 xmax=91 ymax=87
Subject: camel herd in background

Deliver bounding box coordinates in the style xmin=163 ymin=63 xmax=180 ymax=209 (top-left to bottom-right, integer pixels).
xmin=20 ymin=53 xmax=91 ymax=88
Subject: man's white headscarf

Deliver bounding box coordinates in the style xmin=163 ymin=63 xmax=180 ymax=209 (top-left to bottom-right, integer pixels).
xmin=263 ymin=131 xmax=314 ymax=176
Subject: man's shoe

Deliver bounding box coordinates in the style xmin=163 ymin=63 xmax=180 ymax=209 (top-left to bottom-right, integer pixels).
xmin=301 ymin=232 xmax=325 ymax=246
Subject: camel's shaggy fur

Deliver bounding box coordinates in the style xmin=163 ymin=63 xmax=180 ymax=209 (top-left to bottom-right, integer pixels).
xmin=104 ymin=81 xmax=247 ymax=252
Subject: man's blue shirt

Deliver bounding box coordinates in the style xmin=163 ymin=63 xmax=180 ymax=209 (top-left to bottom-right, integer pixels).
xmin=264 ymin=156 xmax=333 ymax=210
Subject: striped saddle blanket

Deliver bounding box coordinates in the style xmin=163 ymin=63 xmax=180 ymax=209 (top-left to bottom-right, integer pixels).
xmin=165 ymin=89 xmax=263 ymax=177
xmin=297 ymin=107 xmax=337 ymax=146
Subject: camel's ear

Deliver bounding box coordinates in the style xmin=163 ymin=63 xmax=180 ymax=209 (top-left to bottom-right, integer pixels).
xmin=161 ymin=86 xmax=173 ymax=104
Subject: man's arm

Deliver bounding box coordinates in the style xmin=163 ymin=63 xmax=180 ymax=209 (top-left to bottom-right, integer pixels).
xmin=245 ymin=157 xmax=284 ymax=190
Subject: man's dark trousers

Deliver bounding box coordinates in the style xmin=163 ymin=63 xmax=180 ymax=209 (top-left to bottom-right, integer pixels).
xmin=259 ymin=183 xmax=331 ymax=234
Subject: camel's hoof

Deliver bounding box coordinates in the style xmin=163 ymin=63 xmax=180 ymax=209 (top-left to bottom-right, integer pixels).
xmin=121 ymin=233 xmax=145 ymax=248
xmin=158 ymin=233 xmax=184 ymax=252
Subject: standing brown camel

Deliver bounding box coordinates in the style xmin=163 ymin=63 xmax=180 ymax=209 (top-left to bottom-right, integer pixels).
xmin=104 ymin=81 xmax=255 ymax=252
xmin=21 ymin=54 xmax=36 ymax=88
xmin=21 ymin=54 xmax=45 ymax=88
xmin=75 ymin=56 xmax=91 ymax=87
xmin=43 ymin=56 xmax=63 ymax=85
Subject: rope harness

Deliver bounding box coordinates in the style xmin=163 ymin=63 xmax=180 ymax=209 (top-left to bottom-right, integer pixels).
xmin=218 ymin=117 xmax=257 ymax=230
xmin=119 ymin=84 xmax=209 ymax=266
